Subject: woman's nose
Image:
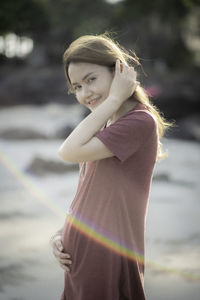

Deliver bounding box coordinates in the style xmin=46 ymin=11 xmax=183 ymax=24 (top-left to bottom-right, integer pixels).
xmin=81 ymin=85 xmax=92 ymax=99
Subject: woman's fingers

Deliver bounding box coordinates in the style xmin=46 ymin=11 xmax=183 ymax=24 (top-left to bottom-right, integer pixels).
xmin=51 ymin=234 xmax=72 ymax=272
xmin=115 ymin=59 xmax=121 ymax=74
xmin=110 ymin=60 xmax=139 ymax=103
xmin=116 ymin=61 xmax=137 ymax=83
xmin=59 ymin=258 xmax=72 ymax=265
xmin=59 ymin=262 xmax=71 ymax=272
xmin=55 ymin=237 xmax=64 ymax=252
xmin=52 ymin=236 xmax=70 ymax=258
xmin=59 ymin=258 xmax=72 ymax=272
xmin=54 ymin=249 xmax=72 ymax=272
xmin=53 ymin=248 xmax=71 ymax=259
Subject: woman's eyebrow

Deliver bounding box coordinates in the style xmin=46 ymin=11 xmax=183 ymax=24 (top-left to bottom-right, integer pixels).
xmin=72 ymin=72 xmax=95 ymax=86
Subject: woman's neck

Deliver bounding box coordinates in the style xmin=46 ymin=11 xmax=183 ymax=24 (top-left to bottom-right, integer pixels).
xmin=107 ymin=99 xmax=138 ymax=127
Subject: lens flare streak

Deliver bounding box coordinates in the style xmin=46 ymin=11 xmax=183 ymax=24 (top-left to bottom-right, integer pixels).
xmin=0 ymin=148 xmax=64 ymax=218
xmin=0 ymin=147 xmax=199 ymax=282
xmin=67 ymin=212 xmax=144 ymax=263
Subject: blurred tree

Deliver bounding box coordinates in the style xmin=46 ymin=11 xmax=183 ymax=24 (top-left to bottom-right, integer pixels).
xmin=112 ymin=0 xmax=199 ymax=20
xmin=0 ymin=0 xmax=112 ymax=64
xmin=110 ymin=0 xmax=200 ymax=68
xmin=38 ymin=0 xmax=112 ymax=63
xmin=0 ymin=0 xmax=199 ymax=69
xmin=0 ymin=0 xmax=50 ymax=37
xmin=46 ymin=0 xmax=111 ymax=38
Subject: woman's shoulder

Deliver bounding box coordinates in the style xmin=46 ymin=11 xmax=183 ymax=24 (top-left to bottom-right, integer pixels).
xmin=125 ymin=102 xmax=156 ymax=122
xmin=118 ymin=103 xmax=157 ymax=138
xmin=107 ymin=101 xmax=157 ymax=131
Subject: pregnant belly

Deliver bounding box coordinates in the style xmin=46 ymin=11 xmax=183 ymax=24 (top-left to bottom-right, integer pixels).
xmin=61 ymin=214 xmax=76 ymax=253
xmin=61 ymin=214 xmax=92 ymax=274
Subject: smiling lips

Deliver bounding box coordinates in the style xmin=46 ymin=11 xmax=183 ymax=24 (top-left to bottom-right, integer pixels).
xmin=88 ymin=97 xmax=101 ymax=106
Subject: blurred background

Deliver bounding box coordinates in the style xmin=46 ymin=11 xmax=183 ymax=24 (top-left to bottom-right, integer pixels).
xmin=0 ymin=0 xmax=200 ymax=299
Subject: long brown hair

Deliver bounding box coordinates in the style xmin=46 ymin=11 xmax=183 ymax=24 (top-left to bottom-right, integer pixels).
xmin=63 ymin=33 xmax=173 ymax=160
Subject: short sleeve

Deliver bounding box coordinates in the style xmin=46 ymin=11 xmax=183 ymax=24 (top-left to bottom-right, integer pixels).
xmin=94 ymin=111 xmax=156 ymax=163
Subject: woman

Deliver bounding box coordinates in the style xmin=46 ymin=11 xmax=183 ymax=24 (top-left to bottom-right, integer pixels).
xmin=51 ymin=34 xmax=171 ymax=300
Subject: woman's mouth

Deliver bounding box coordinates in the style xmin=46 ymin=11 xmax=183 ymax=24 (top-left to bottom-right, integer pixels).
xmin=88 ymin=97 xmax=101 ymax=106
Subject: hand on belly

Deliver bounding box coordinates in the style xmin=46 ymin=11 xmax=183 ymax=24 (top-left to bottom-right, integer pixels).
xmin=51 ymin=234 xmax=72 ymax=272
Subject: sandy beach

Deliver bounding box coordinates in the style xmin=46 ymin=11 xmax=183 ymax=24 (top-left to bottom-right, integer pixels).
xmin=0 ymin=104 xmax=200 ymax=300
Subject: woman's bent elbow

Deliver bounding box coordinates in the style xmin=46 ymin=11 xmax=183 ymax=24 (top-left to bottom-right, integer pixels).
xmin=58 ymin=148 xmax=80 ymax=163
xmin=58 ymin=148 xmax=71 ymax=162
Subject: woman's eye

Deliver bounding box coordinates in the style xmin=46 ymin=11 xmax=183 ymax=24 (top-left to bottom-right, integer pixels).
xmin=88 ymin=77 xmax=96 ymax=83
xmin=74 ymin=85 xmax=82 ymax=91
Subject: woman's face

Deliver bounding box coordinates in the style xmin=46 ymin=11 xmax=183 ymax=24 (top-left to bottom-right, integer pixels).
xmin=68 ymin=62 xmax=114 ymax=111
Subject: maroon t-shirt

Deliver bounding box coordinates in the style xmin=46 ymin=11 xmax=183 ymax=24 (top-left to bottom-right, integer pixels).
xmin=61 ymin=102 xmax=158 ymax=300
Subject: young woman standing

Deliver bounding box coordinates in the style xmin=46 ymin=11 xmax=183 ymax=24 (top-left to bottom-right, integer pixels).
xmin=51 ymin=34 xmax=171 ymax=300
